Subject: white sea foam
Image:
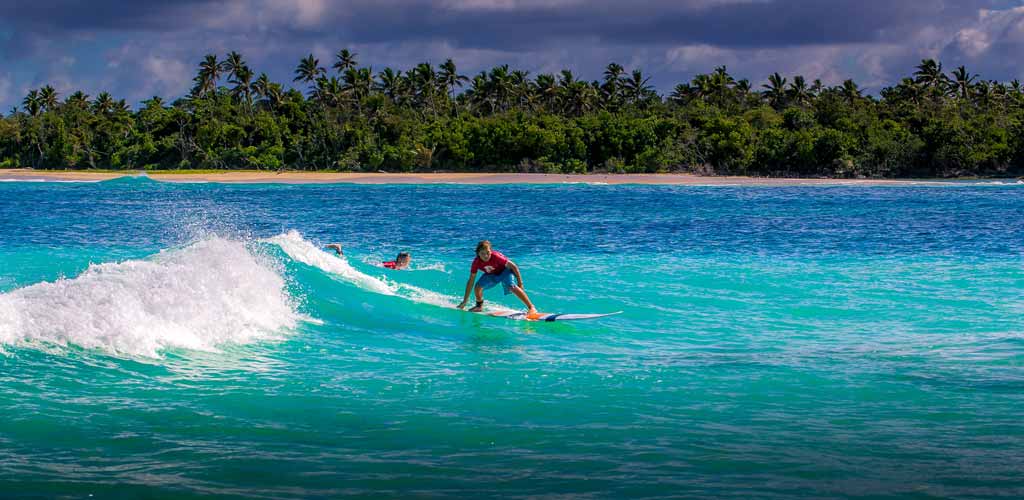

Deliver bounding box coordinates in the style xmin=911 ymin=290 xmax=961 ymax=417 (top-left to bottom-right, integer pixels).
xmin=0 ymin=238 xmax=302 ymax=358
xmin=266 ymin=231 xmax=462 ymax=309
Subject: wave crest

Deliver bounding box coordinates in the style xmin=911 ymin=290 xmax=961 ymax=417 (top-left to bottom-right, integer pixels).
xmin=0 ymin=238 xmax=301 ymax=358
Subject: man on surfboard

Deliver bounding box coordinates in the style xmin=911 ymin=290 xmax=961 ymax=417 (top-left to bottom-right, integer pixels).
xmin=457 ymin=240 xmax=539 ymax=318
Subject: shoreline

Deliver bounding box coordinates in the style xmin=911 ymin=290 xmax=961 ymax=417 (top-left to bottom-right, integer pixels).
xmin=0 ymin=168 xmax=1012 ymax=186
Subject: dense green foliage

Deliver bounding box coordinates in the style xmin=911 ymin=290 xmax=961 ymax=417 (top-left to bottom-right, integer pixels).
xmin=2 ymin=53 xmax=1023 ymax=177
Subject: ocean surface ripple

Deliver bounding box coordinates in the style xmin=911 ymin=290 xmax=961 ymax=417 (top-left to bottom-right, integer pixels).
xmin=1 ymin=179 xmax=1022 ymax=498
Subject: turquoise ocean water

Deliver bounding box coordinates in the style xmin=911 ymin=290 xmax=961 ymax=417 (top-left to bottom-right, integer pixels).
xmin=1 ymin=177 xmax=1023 ymax=498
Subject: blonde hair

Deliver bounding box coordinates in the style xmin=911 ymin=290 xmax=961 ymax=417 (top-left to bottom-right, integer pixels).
xmin=475 ymin=240 xmax=492 ymax=253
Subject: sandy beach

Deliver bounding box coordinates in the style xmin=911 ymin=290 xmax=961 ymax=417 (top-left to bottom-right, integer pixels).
xmin=0 ymin=169 xmax=946 ymax=185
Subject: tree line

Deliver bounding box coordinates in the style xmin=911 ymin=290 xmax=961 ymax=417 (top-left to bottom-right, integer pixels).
xmin=2 ymin=51 xmax=1023 ymax=177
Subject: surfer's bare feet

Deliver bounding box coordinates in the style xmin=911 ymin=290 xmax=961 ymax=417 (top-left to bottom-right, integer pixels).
xmin=469 ymin=301 xmax=484 ymax=312
xmin=526 ymin=309 xmax=541 ymax=320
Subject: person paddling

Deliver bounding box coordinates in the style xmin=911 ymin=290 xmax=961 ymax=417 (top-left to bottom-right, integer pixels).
xmin=457 ymin=240 xmax=539 ymax=317
xmin=383 ymin=252 xmax=411 ymax=270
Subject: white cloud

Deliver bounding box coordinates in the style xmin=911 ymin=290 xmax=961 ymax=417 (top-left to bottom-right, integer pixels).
xmin=141 ymin=55 xmax=191 ymax=98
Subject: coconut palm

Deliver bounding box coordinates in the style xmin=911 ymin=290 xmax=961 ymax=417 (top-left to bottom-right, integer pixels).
xmin=974 ymin=80 xmax=994 ymax=107
xmin=914 ymin=59 xmax=948 ymax=97
xmin=376 ymin=68 xmax=404 ymax=103
xmin=763 ymin=72 xmax=788 ymax=108
xmin=950 ymin=66 xmax=976 ymax=101
xmin=294 ymin=54 xmax=326 ymax=87
xmin=438 ymin=59 xmax=468 ymax=101
xmin=602 ymin=62 xmax=625 ymax=104
xmin=735 ymin=79 xmax=752 ymax=97
xmin=38 ymin=85 xmax=59 ymax=112
xmin=788 ymin=75 xmax=811 ymax=106
xmin=333 ymin=49 xmax=358 ymax=74
xmin=533 ymin=73 xmax=559 ymax=111
xmin=343 ymin=67 xmax=374 ymax=104
xmin=313 ymin=76 xmax=344 ymax=107
xmin=22 ymin=90 xmax=42 ymax=116
xmin=193 ymin=54 xmax=222 ymax=98
xmin=708 ymin=66 xmax=735 ymax=105
xmin=220 ymin=51 xmax=246 ymax=83
xmin=92 ymin=92 xmax=116 ymax=114
xmin=622 ymin=69 xmax=653 ymax=104
xmin=229 ymin=64 xmax=255 ymax=109
xmin=65 ymin=91 xmax=90 ymax=109
xmin=669 ymin=83 xmax=694 ymax=104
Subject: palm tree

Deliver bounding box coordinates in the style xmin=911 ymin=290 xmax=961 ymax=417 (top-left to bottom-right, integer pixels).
xmin=22 ymin=89 xmax=41 ymax=116
xmin=533 ymin=73 xmax=558 ymax=111
xmin=143 ymin=96 xmax=165 ymax=109
xmin=950 ymin=66 xmax=976 ymax=101
xmin=892 ymin=77 xmax=924 ymax=106
xmin=622 ymin=69 xmax=653 ymax=104
xmin=602 ymin=62 xmax=625 ymax=104
xmin=411 ymin=62 xmax=440 ymax=113
xmin=974 ymin=80 xmax=994 ymax=107
xmin=333 ymin=49 xmax=358 ymax=74
xmin=562 ymin=81 xmax=598 ymax=116
xmin=252 ymin=73 xmax=272 ymax=102
xmin=229 ymin=64 xmax=255 ymax=109
xmin=510 ymin=69 xmax=530 ymax=108
xmin=438 ymin=59 xmax=468 ymax=101
xmin=763 ymin=72 xmax=788 ymax=108
xmin=92 ymin=92 xmax=115 ymax=115
xmin=708 ymin=66 xmax=735 ymax=105
xmin=343 ymin=67 xmax=374 ymax=105
xmin=735 ymin=79 xmax=752 ymax=97
xmin=313 ymin=76 xmax=344 ymax=107
xmin=690 ymin=73 xmax=713 ymax=101
xmin=840 ymin=79 xmax=862 ymax=105
xmin=38 ymin=85 xmax=59 ymax=112
xmin=193 ymin=54 xmax=222 ymax=98
xmin=376 ymin=68 xmax=404 ymax=103
xmin=669 ymin=83 xmax=694 ymax=104
xmin=914 ymin=59 xmax=948 ymax=98
xmin=220 ymin=51 xmax=246 ymax=83
xmin=788 ymin=75 xmax=811 ymax=106
xmin=294 ymin=54 xmax=326 ymax=88
xmin=65 ymin=91 xmax=90 ymax=109
xmin=558 ymin=69 xmax=577 ymax=88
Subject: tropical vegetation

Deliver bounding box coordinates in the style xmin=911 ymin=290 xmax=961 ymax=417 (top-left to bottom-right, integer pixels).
xmin=2 ymin=53 xmax=1023 ymax=177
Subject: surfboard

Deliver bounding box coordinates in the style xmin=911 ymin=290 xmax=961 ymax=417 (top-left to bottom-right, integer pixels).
xmin=485 ymin=310 xmax=622 ymax=322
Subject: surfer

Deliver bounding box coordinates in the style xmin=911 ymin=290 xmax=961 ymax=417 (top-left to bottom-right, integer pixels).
xmin=457 ymin=240 xmax=539 ymax=317
xmin=383 ymin=252 xmax=411 ymax=270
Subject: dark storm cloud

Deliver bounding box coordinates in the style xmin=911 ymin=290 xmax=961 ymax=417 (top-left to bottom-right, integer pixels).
xmin=0 ymin=0 xmax=1013 ymax=50
xmin=327 ymin=0 xmax=977 ymax=49
xmin=0 ymin=0 xmax=213 ymax=32
xmin=2 ymin=0 xmax=1024 ymax=109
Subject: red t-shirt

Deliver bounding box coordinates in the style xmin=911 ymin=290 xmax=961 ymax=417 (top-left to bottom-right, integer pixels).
xmin=383 ymin=261 xmax=397 ymax=269
xmin=471 ymin=250 xmax=508 ymax=275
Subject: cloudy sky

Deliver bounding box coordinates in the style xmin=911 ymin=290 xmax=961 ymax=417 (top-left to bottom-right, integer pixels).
xmin=2 ymin=0 xmax=1024 ymax=110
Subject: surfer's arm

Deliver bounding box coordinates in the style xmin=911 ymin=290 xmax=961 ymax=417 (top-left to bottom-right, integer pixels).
xmin=457 ymin=271 xmax=478 ymax=309
xmin=325 ymin=243 xmax=343 ymax=256
xmin=508 ymin=261 xmax=524 ymax=289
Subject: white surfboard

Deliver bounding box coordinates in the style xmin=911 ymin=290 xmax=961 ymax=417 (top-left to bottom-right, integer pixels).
xmin=485 ymin=310 xmax=623 ymax=322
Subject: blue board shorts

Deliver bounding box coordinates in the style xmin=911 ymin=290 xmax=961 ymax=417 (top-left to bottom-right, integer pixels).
xmin=476 ymin=269 xmax=518 ymax=295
